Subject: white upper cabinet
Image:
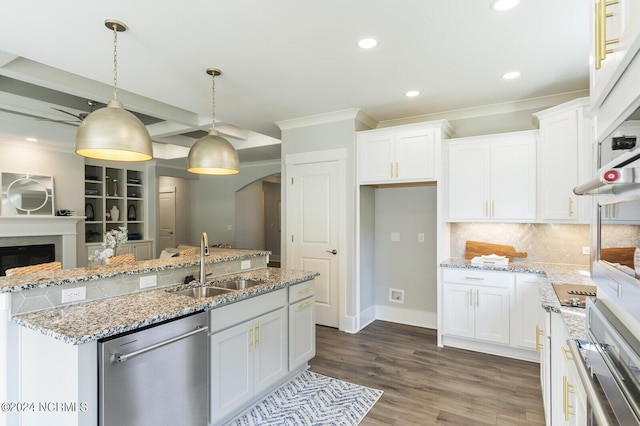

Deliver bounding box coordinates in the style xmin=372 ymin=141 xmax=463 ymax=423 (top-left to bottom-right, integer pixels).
xmin=446 ymin=131 xmax=537 ymax=222
xmin=534 ymin=98 xmax=592 ymax=223
xmin=357 ymin=121 xmax=451 ymax=184
xmin=590 ymin=0 xmax=640 ymax=110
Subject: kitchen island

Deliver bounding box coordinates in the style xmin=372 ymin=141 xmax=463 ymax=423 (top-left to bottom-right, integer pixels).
xmin=0 ymin=248 xmax=319 ymax=426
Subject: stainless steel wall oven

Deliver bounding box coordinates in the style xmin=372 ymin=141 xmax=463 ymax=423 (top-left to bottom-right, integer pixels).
xmin=570 ymin=299 xmax=640 ymax=425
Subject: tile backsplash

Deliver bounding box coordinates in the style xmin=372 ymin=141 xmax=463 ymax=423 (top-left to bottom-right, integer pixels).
xmin=450 ymin=223 xmax=592 ymax=265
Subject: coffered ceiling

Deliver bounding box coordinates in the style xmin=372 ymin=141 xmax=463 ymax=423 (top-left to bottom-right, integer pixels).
xmin=0 ymin=0 xmax=590 ymax=163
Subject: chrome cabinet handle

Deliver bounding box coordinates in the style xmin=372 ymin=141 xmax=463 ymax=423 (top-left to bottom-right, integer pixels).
xmin=115 ymin=326 xmax=208 ymax=362
xmin=326 ymin=249 xmax=337 ymax=255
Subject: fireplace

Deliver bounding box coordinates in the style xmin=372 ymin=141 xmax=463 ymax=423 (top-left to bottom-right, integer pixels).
xmin=0 ymin=216 xmax=84 ymax=270
xmin=0 ymin=244 xmax=55 ymax=276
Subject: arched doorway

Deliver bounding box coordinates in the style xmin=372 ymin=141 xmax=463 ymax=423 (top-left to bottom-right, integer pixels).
xmin=234 ymin=174 xmax=281 ymax=266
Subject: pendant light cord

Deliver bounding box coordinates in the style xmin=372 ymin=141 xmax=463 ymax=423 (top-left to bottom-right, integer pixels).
xmin=211 ymin=72 xmax=216 ymax=130
xmin=112 ymin=23 xmax=119 ymax=101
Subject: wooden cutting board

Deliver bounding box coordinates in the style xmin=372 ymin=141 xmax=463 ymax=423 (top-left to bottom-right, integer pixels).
xmin=601 ymin=247 xmax=636 ymax=269
xmin=465 ymin=240 xmax=528 ymax=260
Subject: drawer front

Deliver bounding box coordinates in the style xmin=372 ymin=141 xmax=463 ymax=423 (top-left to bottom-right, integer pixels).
xmin=209 ymin=288 xmax=286 ymax=333
xmin=288 ymin=279 xmax=315 ymax=304
xmin=442 ymin=268 xmax=514 ymax=287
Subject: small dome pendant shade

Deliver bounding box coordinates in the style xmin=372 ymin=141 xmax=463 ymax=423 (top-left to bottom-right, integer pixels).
xmin=75 ymin=100 xmax=153 ymax=162
xmin=187 ymin=128 xmax=240 ymax=175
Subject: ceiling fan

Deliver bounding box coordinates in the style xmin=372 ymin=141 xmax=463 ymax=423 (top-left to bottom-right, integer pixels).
xmin=39 ymin=100 xmax=99 ymax=125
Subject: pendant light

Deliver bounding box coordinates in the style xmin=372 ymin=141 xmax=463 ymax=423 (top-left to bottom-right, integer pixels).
xmin=75 ymin=19 xmax=153 ymax=162
xmin=187 ymin=68 xmax=240 ymax=175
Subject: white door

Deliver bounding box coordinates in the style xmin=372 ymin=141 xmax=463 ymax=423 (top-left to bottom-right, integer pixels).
xmin=159 ymin=187 xmax=176 ymax=251
xmin=287 ymin=161 xmax=340 ymax=328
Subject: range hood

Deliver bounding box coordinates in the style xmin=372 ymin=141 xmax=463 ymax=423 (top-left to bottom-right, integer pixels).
xmin=573 ymin=146 xmax=640 ymax=195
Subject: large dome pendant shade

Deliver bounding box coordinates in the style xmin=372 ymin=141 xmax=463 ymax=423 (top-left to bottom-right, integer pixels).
xmin=187 ymin=128 xmax=240 ymax=175
xmin=74 ymin=19 xmax=153 ymax=162
xmin=187 ymin=67 xmax=239 ymax=175
xmin=75 ymin=100 xmax=153 ymax=162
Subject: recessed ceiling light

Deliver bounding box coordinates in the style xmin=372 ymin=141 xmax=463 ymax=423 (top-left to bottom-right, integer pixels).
xmin=358 ymin=38 xmax=377 ymax=49
xmin=26 ymin=137 xmax=38 ymax=142
xmin=491 ymin=0 xmax=520 ymax=11
xmin=405 ymin=90 xmax=420 ymax=97
xmin=502 ymin=71 xmax=521 ymax=80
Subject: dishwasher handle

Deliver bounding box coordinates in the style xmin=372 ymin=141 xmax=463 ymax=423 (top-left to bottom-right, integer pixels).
xmin=114 ymin=326 xmax=208 ymax=363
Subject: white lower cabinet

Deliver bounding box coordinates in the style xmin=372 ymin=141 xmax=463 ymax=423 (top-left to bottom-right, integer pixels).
xmin=86 ymin=240 xmax=153 ymax=263
xmin=288 ymin=280 xmax=316 ymax=371
xmin=209 ymin=289 xmax=288 ymax=425
xmin=539 ymin=306 xmax=552 ymax=426
xmin=442 ymin=269 xmax=512 ymax=344
xmin=512 ymin=274 xmax=545 ymax=349
xmin=442 ymin=268 xmax=543 ymax=360
xmin=549 ymin=313 xmax=587 ymax=426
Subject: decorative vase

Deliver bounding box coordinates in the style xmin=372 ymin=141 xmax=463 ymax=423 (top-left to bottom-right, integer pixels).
xmin=127 ymin=204 xmax=137 ymax=221
xmin=110 ymin=205 xmax=120 ymax=222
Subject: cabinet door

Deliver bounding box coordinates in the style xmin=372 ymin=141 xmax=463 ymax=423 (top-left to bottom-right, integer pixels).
xmin=490 ymin=136 xmax=536 ymax=220
xmin=447 ymin=141 xmax=490 ymax=220
xmin=395 ymin=130 xmax=435 ymax=181
xmin=511 ymin=274 xmax=544 ymax=349
xmin=442 ymin=284 xmax=475 ymax=338
xmin=474 ymin=285 xmax=510 ymax=344
xmin=358 ymin=135 xmax=394 ymax=183
xmin=538 ymin=109 xmax=580 ymax=221
xmin=602 ymin=200 xmax=640 ymax=223
xmin=253 ymin=308 xmax=287 ymax=395
xmin=550 ymin=313 xmax=572 ymax=426
xmin=132 ymin=242 xmax=151 ymax=260
xmin=539 ymin=307 xmax=552 ymax=426
xmin=209 ymin=322 xmax=253 ymax=424
xmin=590 ymin=0 xmax=640 ymax=109
xmin=289 ymin=297 xmax=315 ymax=371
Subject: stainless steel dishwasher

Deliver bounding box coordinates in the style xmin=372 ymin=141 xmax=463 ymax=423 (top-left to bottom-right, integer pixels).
xmin=98 ymin=311 xmax=208 ymax=426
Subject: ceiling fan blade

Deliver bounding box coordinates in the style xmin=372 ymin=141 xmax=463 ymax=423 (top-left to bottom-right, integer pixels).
xmin=36 ymin=117 xmax=81 ymax=125
xmin=50 ymin=107 xmax=84 ymax=121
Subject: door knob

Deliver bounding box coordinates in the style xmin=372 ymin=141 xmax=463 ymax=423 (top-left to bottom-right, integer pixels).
xmin=326 ymin=249 xmax=337 ymax=255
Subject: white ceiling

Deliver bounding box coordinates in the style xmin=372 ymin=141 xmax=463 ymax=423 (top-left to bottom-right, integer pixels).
xmin=0 ymin=0 xmax=590 ymax=163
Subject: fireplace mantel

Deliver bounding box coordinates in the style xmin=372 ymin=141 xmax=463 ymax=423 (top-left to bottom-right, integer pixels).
xmin=0 ymin=216 xmax=84 ymax=268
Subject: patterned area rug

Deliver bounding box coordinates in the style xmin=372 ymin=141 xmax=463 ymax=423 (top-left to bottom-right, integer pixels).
xmin=229 ymin=370 xmax=383 ymax=426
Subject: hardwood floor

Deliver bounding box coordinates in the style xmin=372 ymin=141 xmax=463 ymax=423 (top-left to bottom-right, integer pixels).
xmin=308 ymin=321 xmax=545 ymax=426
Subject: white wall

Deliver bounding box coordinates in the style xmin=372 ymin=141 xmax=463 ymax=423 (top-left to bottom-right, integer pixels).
xmin=373 ymin=186 xmax=438 ymax=328
xmin=190 ymin=160 xmax=281 ymax=247
xmin=263 ymin=181 xmax=281 ymax=260
xmin=234 ymin=180 xmax=264 ymax=249
xmin=280 ymin=117 xmax=368 ymax=330
xmin=0 ymin=140 xmax=85 ymax=264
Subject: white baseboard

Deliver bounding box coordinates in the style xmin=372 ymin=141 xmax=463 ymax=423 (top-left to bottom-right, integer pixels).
xmin=442 ymin=335 xmax=539 ymax=362
xmin=374 ymin=305 xmax=437 ymax=329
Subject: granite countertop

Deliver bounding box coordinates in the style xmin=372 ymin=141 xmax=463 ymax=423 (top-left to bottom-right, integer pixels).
xmin=441 ymin=258 xmax=594 ymax=340
xmin=12 ymin=267 xmax=319 ymax=345
xmin=0 ymin=248 xmax=270 ymax=293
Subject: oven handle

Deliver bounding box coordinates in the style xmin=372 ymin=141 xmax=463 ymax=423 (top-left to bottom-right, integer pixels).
xmin=568 ymin=339 xmax=617 ymax=426
xmin=114 ymin=326 xmax=208 ymax=363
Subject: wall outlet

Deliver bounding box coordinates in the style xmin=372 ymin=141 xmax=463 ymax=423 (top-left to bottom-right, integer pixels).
xmin=139 ymin=275 xmax=157 ymax=289
xmin=390 ymin=232 xmax=400 ymax=242
xmin=418 ymin=233 xmax=425 ymax=243
xmin=389 ymin=288 xmax=405 ymax=304
xmin=61 ymin=287 xmax=86 ymax=304
xmin=582 ymin=246 xmax=590 ymax=255
xmin=241 ymin=260 xmax=251 ymax=270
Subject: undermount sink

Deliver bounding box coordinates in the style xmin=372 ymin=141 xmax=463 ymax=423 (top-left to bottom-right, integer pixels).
xmin=213 ymin=279 xmax=264 ymax=290
xmin=169 ymin=286 xmax=235 ymax=298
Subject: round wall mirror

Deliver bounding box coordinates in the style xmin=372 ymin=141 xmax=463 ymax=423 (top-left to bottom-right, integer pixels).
xmin=1 ymin=173 xmax=55 ymax=216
